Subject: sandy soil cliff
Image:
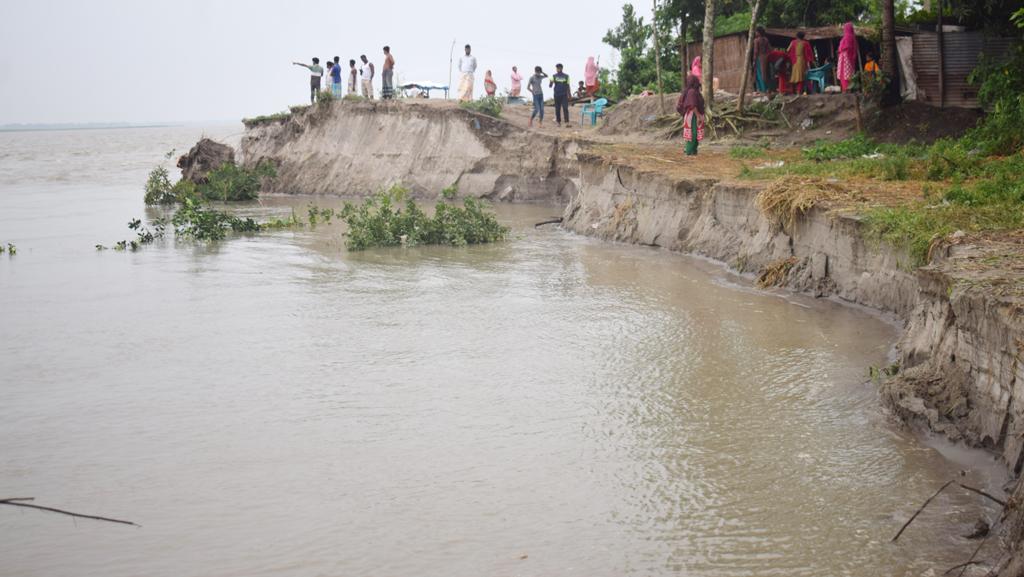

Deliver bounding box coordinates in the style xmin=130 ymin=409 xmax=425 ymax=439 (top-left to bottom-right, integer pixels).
xmin=240 ymin=100 xmax=580 ymax=202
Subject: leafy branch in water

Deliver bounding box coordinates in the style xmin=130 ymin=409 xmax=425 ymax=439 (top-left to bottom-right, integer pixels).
xmin=144 ymin=161 xmax=276 ymax=205
xmin=340 ymin=186 xmax=508 ymax=250
xmin=1 ymin=243 xmax=15 ymax=255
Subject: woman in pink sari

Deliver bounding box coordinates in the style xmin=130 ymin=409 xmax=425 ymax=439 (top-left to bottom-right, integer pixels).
xmin=836 ymin=22 xmax=858 ymax=92
xmin=691 ymin=56 xmax=702 ymax=79
xmin=584 ymin=56 xmax=599 ymax=97
xmin=484 ymin=70 xmax=497 ymax=96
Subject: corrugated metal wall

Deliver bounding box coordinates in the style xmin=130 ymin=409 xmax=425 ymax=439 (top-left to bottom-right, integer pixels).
xmin=914 ymin=31 xmax=1015 ymax=108
xmin=686 ymin=35 xmax=749 ymax=92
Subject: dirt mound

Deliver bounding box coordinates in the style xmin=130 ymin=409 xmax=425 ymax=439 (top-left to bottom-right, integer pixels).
xmin=599 ymin=93 xmax=681 ymax=138
xmin=177 ymin=138 xmax=235 ymax=184
xmin=866 ymin=101 xmax=982 ymax=144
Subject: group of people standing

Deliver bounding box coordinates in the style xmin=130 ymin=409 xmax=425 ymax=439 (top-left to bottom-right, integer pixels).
xmin=462 ymin=52 xmax=601 ymax=128
xmin=293 ymin=47 xmax=396 ymax=104
xmin=749 ymin=24 xmax=881 ymax=96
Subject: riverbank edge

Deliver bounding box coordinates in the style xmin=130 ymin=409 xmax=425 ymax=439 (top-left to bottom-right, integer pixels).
xmin=563 ymin=150 xmax=1024 ymax=573
xmin=234 ymin=100 xmax=1024 ymax=571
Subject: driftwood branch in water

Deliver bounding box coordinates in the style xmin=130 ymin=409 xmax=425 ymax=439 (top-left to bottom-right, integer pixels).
xmin=958 ymin=483 xmax=1008 ymax=507
xmin=944 ymin=561 xmax=982 ymax=575
xmin=0 ymin=498 xmax=139 ymax=527
xmin=534 ymin=217 xmax=563 ymax=228
xmin=892 ymin=480 xmax=955 ymax=542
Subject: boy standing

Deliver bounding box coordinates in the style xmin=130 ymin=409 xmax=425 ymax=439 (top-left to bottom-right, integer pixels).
xmin=527 ymin=66 xmax=548 ymax=128
xmin=348 ymin=59 xmax=358 ymax=95
xmin=550 ymin=63 xmax=570 ymax=127
xmin=330 ymin=56 xmax=343 ymax=98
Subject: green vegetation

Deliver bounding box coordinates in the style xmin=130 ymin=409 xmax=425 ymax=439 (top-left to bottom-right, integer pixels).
xmin=459 ymin=96 xmax=503 ymax=118
xmin=340 ymin=186 xmax=508 ymax=250
xmin=1 ymin=242 xmax=15 ymax=255
xmin=144 ymin=161 xmax=276 ymax=205
xmin=242 ymin=111 xmax=291 ymax=128
xmin=316 ymin=88 xmax=335 ymax=105
xmin=729 ymin=145 xmax=769 ymax=159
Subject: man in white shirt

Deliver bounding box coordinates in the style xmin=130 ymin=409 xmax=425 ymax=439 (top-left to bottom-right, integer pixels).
xmin=360 ymin=54 xmax=375 ymax=99
xmin=457 ymin=44 xmax=477 ymax=102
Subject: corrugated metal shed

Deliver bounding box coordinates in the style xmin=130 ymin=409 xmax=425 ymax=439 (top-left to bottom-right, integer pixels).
xmin=914 ymin=31 xmax=1016 ymax=108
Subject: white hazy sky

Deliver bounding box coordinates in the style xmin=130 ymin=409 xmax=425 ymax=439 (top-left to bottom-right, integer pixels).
xmin=0 ymin=0 xmax=644 ymax=124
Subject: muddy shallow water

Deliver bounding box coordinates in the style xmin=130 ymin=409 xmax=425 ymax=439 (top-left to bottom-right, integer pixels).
xmin=0 ymin=126 xmax=1006 ymax=577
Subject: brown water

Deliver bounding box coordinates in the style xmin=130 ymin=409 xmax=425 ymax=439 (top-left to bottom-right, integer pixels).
xmin=0 ymin=126 xmax=1006 ymax=577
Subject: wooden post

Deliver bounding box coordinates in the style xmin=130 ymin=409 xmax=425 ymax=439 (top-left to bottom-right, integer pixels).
xmin=653 ymin=0 xmax=666 ymax=114
xmin=737 ymin=0 xmax=764 ymax=112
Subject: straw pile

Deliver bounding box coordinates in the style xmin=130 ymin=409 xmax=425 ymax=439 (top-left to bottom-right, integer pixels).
xmin=755 ymin=177 xmax=849 ymax=233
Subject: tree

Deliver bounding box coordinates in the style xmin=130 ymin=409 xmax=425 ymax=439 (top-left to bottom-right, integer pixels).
xmin=702 ymin=0 xmax=717 ymax=111
xmin=737 ymin=0 xmax=765 ymax=112
xmin=881 ymin=0 xmax=897 ymax=87
xmin=603 ymin=5 xmax=655 ymax=97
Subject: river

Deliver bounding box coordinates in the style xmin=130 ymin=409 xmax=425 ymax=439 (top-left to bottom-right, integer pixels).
xmin=0 ymin=125 xmax=1005 ymax=577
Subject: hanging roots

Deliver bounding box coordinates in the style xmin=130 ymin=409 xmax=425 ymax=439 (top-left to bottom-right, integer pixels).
xmin=756 ymin=256 xmax=799 ymax=288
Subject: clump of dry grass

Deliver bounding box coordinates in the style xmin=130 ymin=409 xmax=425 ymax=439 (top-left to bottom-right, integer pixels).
xmin=755 ymin=177 xmax=851 ymax=232
xmin=756 ymin=256 xmax=799 ymax=288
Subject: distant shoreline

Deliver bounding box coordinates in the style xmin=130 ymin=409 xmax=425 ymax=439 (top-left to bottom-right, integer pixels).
xmin=0 ymin=123 xmax=183 ymax=133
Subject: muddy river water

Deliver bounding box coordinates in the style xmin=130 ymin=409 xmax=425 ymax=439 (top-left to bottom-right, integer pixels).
xmin=0 ymin=126 xmax=1006 ymax=576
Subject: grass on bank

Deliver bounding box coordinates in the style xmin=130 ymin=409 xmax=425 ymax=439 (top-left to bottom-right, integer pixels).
xmin=741 ymin=132 xmax=1024 ymax=267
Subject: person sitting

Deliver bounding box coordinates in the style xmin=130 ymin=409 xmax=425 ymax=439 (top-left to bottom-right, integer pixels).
xmin=864 ymin=51 xmax=880 ymax=76
xmin=575 ymin=81 xmax=587 ymax=99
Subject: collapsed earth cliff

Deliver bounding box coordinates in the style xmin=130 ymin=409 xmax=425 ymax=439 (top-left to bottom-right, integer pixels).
xmin=240 ymin=100 xmax=579 ymax=202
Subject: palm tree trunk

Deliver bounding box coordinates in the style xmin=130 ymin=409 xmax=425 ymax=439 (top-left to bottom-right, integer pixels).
xmin=881 ymin=0 xmax=897 ymax=79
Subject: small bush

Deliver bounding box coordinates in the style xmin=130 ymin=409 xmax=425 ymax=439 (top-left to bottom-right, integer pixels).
xmin=144 ymin=166 xmax=175 ymax=205
xmin=459 ymin=96 xmax=503 ymax=118
xmin=316 ymin=89 xmax=335 ymax=105
xmin=201 ymin=161 xmax=276 ymax=202
xmin=340 ymin=186 xmax=509 ymax=250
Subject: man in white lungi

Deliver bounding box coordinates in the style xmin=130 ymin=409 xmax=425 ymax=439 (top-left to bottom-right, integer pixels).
xmin=457 ymin=44 xmax=477 ymax=101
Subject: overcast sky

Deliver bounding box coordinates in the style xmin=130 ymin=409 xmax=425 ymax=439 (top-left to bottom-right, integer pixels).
xmin=0 ymin=0 xmax=643 ymax=124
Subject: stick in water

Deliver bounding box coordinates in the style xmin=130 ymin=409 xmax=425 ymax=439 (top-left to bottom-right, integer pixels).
xmin=0 ymin=498 xmax=139 ymax=527
xmin=892 ymin=480 xmax=954 ymax=542
xmin=957 ymin=483 xmax=1008 ymax=507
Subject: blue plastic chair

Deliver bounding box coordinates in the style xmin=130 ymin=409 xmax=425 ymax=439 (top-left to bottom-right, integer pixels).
xmin=806 ymin=62 xmax=833 ymax=93
xmin=580 ymin=98 xmax=608 ymax=126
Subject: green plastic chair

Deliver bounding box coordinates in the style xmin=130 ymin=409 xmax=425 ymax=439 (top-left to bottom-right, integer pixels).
xmin=580 ymin=98 xmax=608 ymax=126
xmin=806 ymin=62 xmax=833 ymax=93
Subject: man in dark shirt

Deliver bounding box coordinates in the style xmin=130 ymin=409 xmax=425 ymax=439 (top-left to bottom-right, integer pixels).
xmin=550 ymin=63 xmax=571 ymax=127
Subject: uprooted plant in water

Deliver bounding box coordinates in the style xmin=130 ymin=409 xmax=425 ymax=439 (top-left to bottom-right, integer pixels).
xmin=144 ymin=160 xmax=276 ymax=205
xmin=340 ymin=186 xmax=508 ymax=250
